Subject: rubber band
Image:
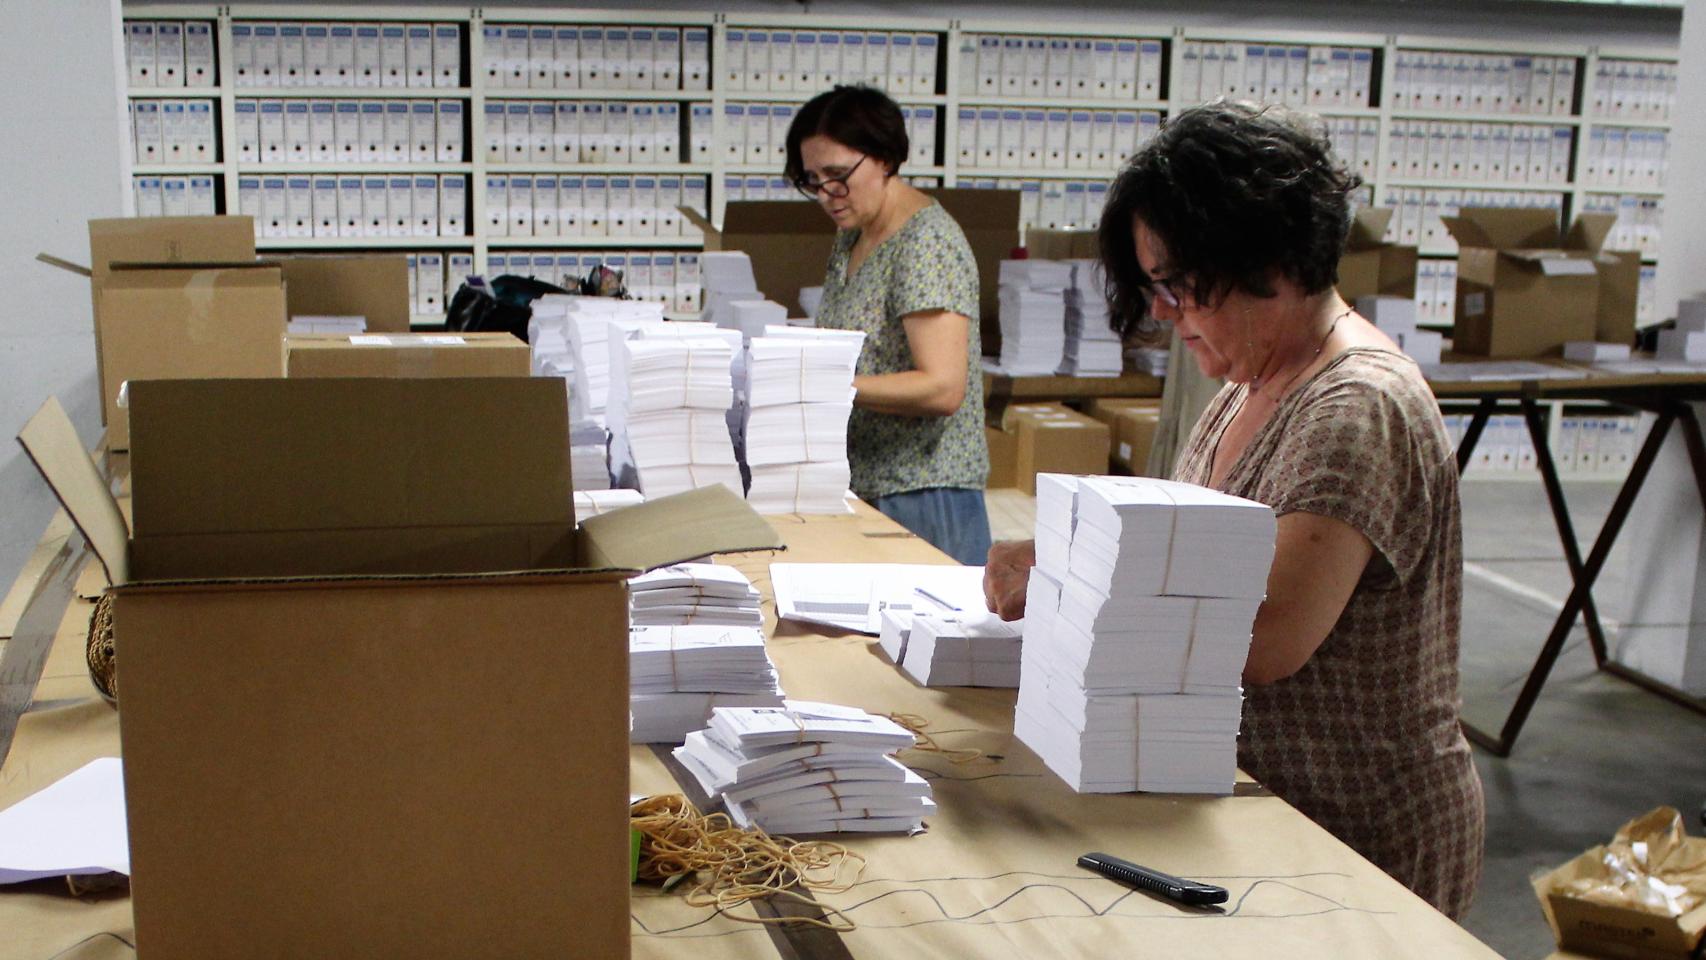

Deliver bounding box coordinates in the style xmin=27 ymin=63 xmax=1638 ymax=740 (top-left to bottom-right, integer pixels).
xmin=886 ymin=711 xmax=991 ymax=766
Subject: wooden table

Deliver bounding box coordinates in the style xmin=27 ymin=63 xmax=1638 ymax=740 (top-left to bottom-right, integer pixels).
xmin=981 ymin=371 xmax=1164 ymax=425
xmin=1 ymin=494 xmax=1500 ymax=960
xmin=1425 ymin=359 xmax=1706 ymax=756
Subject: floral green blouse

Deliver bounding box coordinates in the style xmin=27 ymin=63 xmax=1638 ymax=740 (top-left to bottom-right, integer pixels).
xmin=815 ymin=201 xmax=989 ymax=499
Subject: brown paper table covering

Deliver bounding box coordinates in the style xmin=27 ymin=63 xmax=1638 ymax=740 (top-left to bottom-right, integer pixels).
xmin=1 ymin=502 xmax=1499 ymax=960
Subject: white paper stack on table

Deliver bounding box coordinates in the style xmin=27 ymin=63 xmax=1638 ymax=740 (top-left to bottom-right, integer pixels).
xmin=1657 ymin=298 xmax=1706 ymax=364
xmin=562 ymin=297 xmax=669 ymax=427
xmin=1059 ymin=260 xmax=1123 ymax=377
xmin=606 ymin=322 xmax=744 ymax=498
xmin=896 ymin=609 xmax=1023 ymax=687
xmin=628 ymin=625 xmax=784 ymax=743
xmin=772 ymin=562 xmax=989 ymax=634
xmin=628 ymin=562 xmax=762 ymax=627
xmin=721 ymin=299 xmax=788 ymax=341
xmin=1016 ymin=473 xmax=1277 ymax=795
xmin=1356 ymin=295 xmax=1441 ymax=366
xmin=701 ymin=251 xmax=762 ymax=331
xmin=1126 ymin=346 xmax=1170 ymax=377
xmin=574 ymin=488 xmax=644 ymax=521
xmin=742 ymin=326 xmax=865 ymax=515
xmin=674 ymin=701 xmax=935 ymax=834
xmin=996 ymin=259 xmax=1072 ymax=375
xmin=288 ymin=315 xmax=366 ymax=335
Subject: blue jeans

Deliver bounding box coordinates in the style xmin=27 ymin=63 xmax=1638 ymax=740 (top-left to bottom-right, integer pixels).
xmin=868 ymin=487 xmax=993 ymax=567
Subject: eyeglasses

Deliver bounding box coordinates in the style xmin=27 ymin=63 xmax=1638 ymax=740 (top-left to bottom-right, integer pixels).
xmin=1140 ymin=275 xmax=1186 ymax=310
xmin=794 ymin=155 xmax=868 ymax=199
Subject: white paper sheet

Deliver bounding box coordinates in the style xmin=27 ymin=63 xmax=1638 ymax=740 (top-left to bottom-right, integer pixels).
xmin=0 ymin=758 xmax=129 ymax=883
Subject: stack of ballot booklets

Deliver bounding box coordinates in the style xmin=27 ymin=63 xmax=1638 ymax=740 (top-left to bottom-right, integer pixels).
xmin=562 ymin=297 xmax=669 ymax=427
xmin=1015 ymin=474 xmax=1276 ymax=794
xmin=741 ymin=326 xmax=865 ymax=514
xmin=701 ymin=251 xmax=762 ymax=330
xmin=1059 ymin=260 xmax=1124 ymax=377
xmin=721 ymin=299 xmax=788 ymax=341
xmin=628 ymin=563 xmax=763 ymax=628
xmin=674 ymin=701 xmax=934 ymax=834
xmin=606 ymin=323 xmax=744 ymax=498
xmin=1126 ymin=346 xmax=1170 ymax=377
xmin=893 ymin=610 xmax=1023 ymax=688
xmin=996 ymin=259 xmax=1072 ymax=375
xmin=287 ymin=315 xmax=366 ymax=335
xmin=525 ymin=297 xmax=615 ymax=488
xmin=628 ymin=625 xmax=784 ymax=744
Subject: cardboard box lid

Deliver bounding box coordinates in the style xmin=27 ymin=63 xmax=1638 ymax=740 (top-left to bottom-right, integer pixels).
xmin=102 ymin=261 xmax=283 ymax=291
xmin=87 ymin=215 xmax=256 ymax=286
xmin=1025 ymin=228 xmax=1099 ymax=260
xmin=277 ymin=254 xmax=413 ymax=332
xmin=285 ymin=332 xmax=524 ymax=352
xmin=17 ymin=381 xmax=784 ymax=586
xmin=1441 ymin=207 xmax=1561 ymax=252
xmin=1345 ymin=207 xmax=1396 ymax=251
xmin=1563 ymin=212 xmax=1618 ymax=255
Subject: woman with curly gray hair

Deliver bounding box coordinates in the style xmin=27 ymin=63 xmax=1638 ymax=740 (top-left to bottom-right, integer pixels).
xmin=985 ymin=101 xmax=1484 ymax=918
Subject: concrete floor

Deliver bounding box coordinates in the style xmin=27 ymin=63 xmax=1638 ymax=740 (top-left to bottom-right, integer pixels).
xmin=986 ymin=479 xmax=1706 ymax=960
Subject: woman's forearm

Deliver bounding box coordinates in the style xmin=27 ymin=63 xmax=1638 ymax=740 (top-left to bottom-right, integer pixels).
xmin=853 ymin=370 xmax=966 ymax=418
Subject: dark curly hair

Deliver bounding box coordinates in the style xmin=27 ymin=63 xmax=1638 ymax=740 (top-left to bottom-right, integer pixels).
xmin=784 ymin=85 xmax=910 ymax=188
xmin=1097 ymin=101 xmax=1363 ymax=339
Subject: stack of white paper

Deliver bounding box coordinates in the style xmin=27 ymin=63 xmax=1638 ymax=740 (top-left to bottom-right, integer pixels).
xmin=741 ymin=326 xmax=865 ymax=515
xmin=287 ymin=314 xmax=366 ymax=334
xmin=772 ymin=562 xmax=989 ymax=634
xmin=561 ymin=297 xmax=669 ymax=427
xmin=1126 ymin=347 xmax=1170 ymax=376
xmin=628 ymin=562 xmax=763 ymax=627
xmin=701 ymin=251 xmax=762 ymax=330
xmin=996 ymin=258 xmax=1072 ymax=375
xmin=897 ymin=610 xmax=1023 ymax=687
xmin=1059 ymin=260 xmax=1123 ymax=377
xmin=570 ymin=419 xmax=611 ymax=491
xmin=607 ymin=323 xmax=745 ymax=498
xmin=723 ymin=299 xmax=788 ymax=341
xmin=1015 ymin=473 xmax=1277 ymax=794
xmin=628 ymin=624 xmax=785 ymax=743
xmin=574 ymin=488 xmax=643 ymax=520
xmin=674 ymin=701 xmax=935 ymax=834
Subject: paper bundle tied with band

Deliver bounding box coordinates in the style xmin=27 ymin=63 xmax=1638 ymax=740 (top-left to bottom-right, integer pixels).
xmin=1534 ymin=806 xmax=1706 ymax=960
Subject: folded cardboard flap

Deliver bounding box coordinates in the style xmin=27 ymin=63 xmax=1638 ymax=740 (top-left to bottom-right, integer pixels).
xmin=1344 ymin=207 xmax=1395 ymax=251
xmin=34 ymin=252 xmax=92 ymax=277
xmin=19 ymin=378 xmax=785 ymax=587
xmin=87 ymin=215 xmax=257 ymax=284
xmin=285 ymin=332 xmax=530 ymax=379
xmin=1440 ymin=207 xmax=1563 ymax=252
xmin=16 ymin=397 xmax=130 ymax=586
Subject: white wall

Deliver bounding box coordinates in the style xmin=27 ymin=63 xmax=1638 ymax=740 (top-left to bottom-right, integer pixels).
xmin=1655 ymin=0 xmax=1704 ymax=320
xmin=0 ymin=0 xmax=128 ymax=591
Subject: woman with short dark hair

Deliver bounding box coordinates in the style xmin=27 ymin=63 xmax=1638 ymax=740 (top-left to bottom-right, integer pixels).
xmin=985 ymin=101 xmax=1484 ymax=918
xmin=786 ymin=85 xmax=991 ymax=564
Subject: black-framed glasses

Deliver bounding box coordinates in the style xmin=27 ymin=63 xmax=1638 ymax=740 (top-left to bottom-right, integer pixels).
xmin=1139 ymin=275 xmax=1186 ymax=310
xmin=794 ymin=155 xmax=868 ymax=199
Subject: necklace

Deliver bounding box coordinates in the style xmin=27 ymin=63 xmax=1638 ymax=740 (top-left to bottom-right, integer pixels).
xmin=1248 ymin=307 xmax=1353 ymax=404
xmin=1207 ymin=306 xmax=1353 ymax=486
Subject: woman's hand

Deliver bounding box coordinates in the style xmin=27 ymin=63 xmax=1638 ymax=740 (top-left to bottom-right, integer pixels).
xmin=983 ymin=539 xmax=1037 ymax=620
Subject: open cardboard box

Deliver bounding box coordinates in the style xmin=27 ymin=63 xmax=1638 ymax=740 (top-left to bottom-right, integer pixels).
xmin=1336 ymin=207 xmax=1419 ymax=304
xmin=286 ymin=332 xmax=530 ymax=378
xmin=42 ymin=216 xmax=415 ymax=449
xmin=17 ymin=377 xmax=783 ymax=960
xmin=1443 ymin=207 xmax=1631 ymax=358
xmin=682 ymin=189 xmax=1020 ymax=356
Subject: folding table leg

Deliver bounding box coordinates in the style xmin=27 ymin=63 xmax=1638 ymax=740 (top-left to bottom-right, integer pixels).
xmin=1455 ymin=397 xmax=1496 ymax=476
xmin=1520 ymin=397 xmax=1609 ymax=663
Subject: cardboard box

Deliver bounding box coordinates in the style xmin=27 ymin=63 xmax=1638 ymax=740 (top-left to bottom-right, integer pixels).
xmin=1088 ymin=397 xmax=1161 ymax=474
xmin=1443 ymin=207 xmax=1616 ymax=357
xmin=682 ymin=189 xmax=1019 ymax=354
xmin=277 ymin=254 xmax=413 ymax=332
xmin=17 ymin=379 xmax=782 ymax=960
xmin=286 ymin=332 xmax=530 ymax=378
xmin=1000 ymin=402 xmax=1111 ymax=495
xmin=80 ymin=216 xmax=259 ymax=418
xmin=1336 ymin=207 xmax=1419 ymax=304
xmin=97 ymin=261 xmax=287 ymax=450
xmin=1532 ymin=812 xmax=1706 ymax=960
xmin=986 ymin=424 xmax=1017 ymax=488
xmin=1025 ymin=227 xmax=1098 ymax=261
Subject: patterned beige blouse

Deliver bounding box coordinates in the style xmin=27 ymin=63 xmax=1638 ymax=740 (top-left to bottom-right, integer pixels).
xmin=1173 ymin=347 xmax=1485 ymax=919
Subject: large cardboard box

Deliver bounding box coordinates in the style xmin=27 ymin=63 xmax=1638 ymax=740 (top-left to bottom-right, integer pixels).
xmin=687 ymin=190 xmax=1020 ymax=356
xmin=97 ymin=261 xmax=287 ymax=450
xmin=286 ymin=332 xmax=529 ymax=378
xmin=18 ymin=379 xmax=782 ymax=960
xmin=1088 ymin=397 xmax=1162 ymax=474
xmin=1000 ymin=402 xmax=1111 ymax=495
xmin=1531 ymin=810 xmax=1706 ymax=960
xmin=1025 ymin=228 xmax=1099 ymax=261
xmin=1336 ymin=207 xmax=1419 ymax=304
xmin=1443 ymin=207 xmax=1610 ymax=358
xmin=986 ymin=425 xmax=1018 ymax=488
xmin=83 ymin=216 xmax=259 ymax=417
xmin=277 ymin=254 xmax=413 ymax=332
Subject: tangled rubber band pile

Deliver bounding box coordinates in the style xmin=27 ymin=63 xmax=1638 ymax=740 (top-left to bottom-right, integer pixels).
xmin=630 ymin=794 xmax=865 ymax=930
